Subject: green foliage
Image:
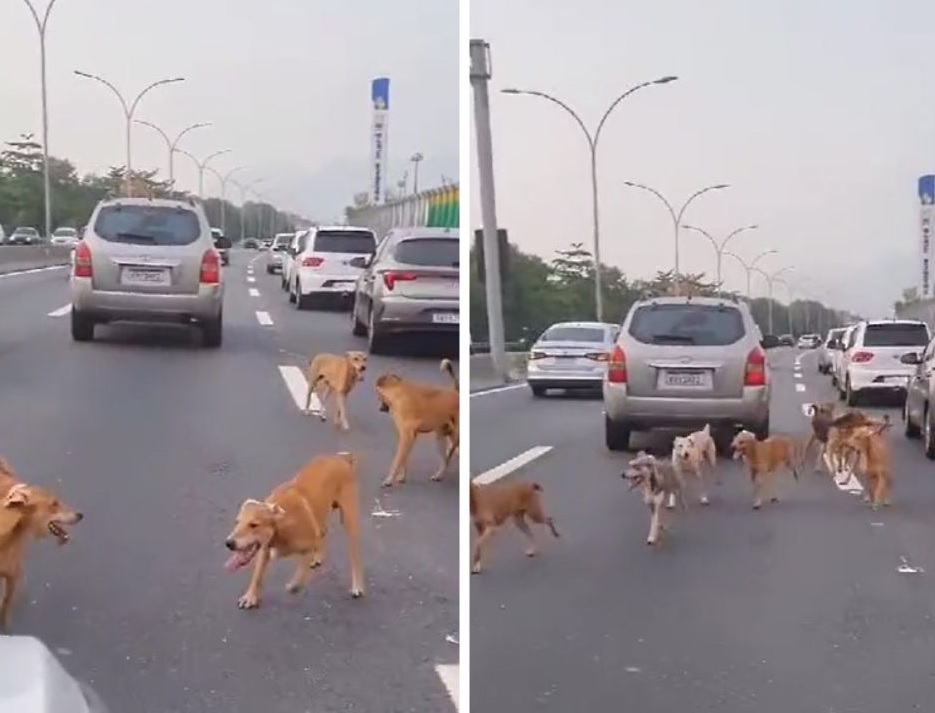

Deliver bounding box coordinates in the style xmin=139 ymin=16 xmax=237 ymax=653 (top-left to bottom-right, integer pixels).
xmin=470 ymin=241 xmax=846 ymax=343
xmin=0 ymin=133 xmax=297 ymax=238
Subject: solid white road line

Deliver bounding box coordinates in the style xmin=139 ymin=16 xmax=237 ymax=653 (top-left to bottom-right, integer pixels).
xmin=247 ymin=276 xmax=256 ymax=283
xmin=435 ymin=664 xmax=459 ymax=711
xmin=277 ymin=365 xmax=322 ymax=413
xmin=255 ymin=310 xmax=273 ymax=326
xmin=472 ymin=446 xmax=553 ymax=485
xmin=469 ymin=383 xmax=526 ymax=398
xmin=248 ymin=288 xmax=260 ymax=297
xmin=47 ymin=304 xmax=71 ymax=317
xmin=0 ymin=265 xmax=67 ymax=280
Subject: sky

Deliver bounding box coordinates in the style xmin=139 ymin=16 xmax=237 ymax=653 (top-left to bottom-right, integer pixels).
xmin=0 ymin=0 xmax=457 ymax=223
xmin=469 ymin=0 xmax=935 ymax=318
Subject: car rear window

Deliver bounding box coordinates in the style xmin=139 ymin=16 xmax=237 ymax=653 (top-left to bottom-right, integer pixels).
xmin=628 ymin=304 xmax=746 ymax=346
xmin=863 ymin=323 xmax=929 ymax=347
xmin=540 ymin=326 xmax=606 ymax=343
xmin=313 ymin=230 xmax=375 ymax=254
xmin=93 ymin=206 xmax=200 ymax=246
xmin=393 ymin=237 xmax=459 ymax=267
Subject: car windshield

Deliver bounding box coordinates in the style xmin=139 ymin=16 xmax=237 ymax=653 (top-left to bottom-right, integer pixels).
xmin=313 ymin=230 xmax=376 ymax=254
xmin=93 ymin=205 xmax=200 ymax=246
xmin=539 ymin=326 xmax=606 ymax=343
xmin=629 ymin=303 xmax=746 ymax=346
xmin=53 ymin=228 xmax=76 ymax=236
xmin=13 ymin=227 xmax=37 ymax=235
xmin=393 ymin=237 xmax=459 ymax=267
xmin=863 ymin=323 xmax=929 ymax=347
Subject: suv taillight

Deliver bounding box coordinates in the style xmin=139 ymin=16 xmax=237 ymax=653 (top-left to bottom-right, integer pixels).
xmin=200 ymin=249 xmax=220 ymax=284
xmin=383 ymin=271 xmax=417 ymax=291
xmin=851 ymin=351 xmax=874 ymax=363
xmin=607 ymin=345 xmax=627 ymax=383
xmin=73 ymin=241 xmax=92 ymax=278
xmin=744 ymin=347 xmax=767 ymax=386
xmin=302 ymin=256 xmax=323 ymax=268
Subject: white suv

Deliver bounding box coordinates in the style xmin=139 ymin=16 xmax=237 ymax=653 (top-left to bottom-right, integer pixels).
xmin=286 ymin=226 xmax=377 ymax=310
xmin=839 ymin=319 xmax=930 ymax=405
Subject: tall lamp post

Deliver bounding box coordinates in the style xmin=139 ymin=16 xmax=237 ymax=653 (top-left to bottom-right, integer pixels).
xmin=134 ymin=120 xmax=211 ymax=187
xmin=410 ymin=153 xmax=423 ymax=194
xmin=232 ymin=178 xmax=264 ymax=242
xmin=682 ymin=223 xmax=758 ymax=292
xmin=74 ymin=70 xmax=185 ymax=196
xmin=501 ymin=75 xmax=678 ymax=321
xmin=722 ymin=249 xmax=778 ymax=300
xmin=623 ymin=181 xmax=729 ymax=294
xmin=20 ymin=0 xmax=61 ymax=239
xmin=176 ymin=148 xmax=231 ymax=198
xmin=205 ymin=165 xmax=246 ymax=235
xmin=752 ymin=265 xmax=794 ymax=336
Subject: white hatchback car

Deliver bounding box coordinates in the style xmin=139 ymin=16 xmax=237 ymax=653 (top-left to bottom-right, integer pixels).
xmin=287 ymin=226 xmax=377 ymax=309
xmin=838 ymin=319 xmax=930 ymax=405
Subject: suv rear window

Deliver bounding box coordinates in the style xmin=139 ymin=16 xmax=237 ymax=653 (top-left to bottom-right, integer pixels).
xmin=628 ymin=303 xmax=746 ymax=346
xmin=93 ymin=205 xmax=200 ymax=246
xmin=863 ymin=323 xmax=929 ymax=347
xmin=394 ymin=237 xmax=459 ymax=267
xmin=540 ymin=326 xmax=606 ymax=343
xmin=313 ymin=230 xmax=375 ymax=254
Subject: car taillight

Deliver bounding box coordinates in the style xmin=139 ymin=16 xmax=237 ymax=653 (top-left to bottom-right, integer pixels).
xmin=200 ymin=249 xmax=220 ymax=284
xmin=607 ymin=345 xmax=627 ymax=383
xmin=383 ymin=271 xmax=418 ymax=291
xmin=851 ymin=351 xmax=874 ymax=363
xmin=302 ymin=256 xmax=323 ymax=268
xmin=73 ymin=241 xmax=92 ymax=278
xmin=744 ymin=347 xmax=767 ymax=386
xmin=528 ymin=351 xmax=546 ymax=361
xmin=587 ymin=352 xmax=610 ymax=362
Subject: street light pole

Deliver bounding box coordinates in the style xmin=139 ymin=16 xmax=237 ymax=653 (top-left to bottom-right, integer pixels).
xmin=134 ymin=120 xmax=211 ymax=187
xmin=682 ymin=224 xmax=758 ymax=292
xmin=623 ymin=181 xmax=730 ymax=294
xmin=231 ymin=178 xmax=263 ymax=242
xmin=74 ymin=70 xmax=185 ymax=196
xmin=20 ymin=0 xmax=60 ymax=239
xmin=723 ymin=249 xmax=779 ymax=300
xmin=410 ymin=152 xmax=423 ymax=194
xmin=502 ymin=75 xmax=678 ymax=321
xmin=753 ymin=265 xmax=794 ymax=335
xmin=205 ymin=165 xmax=246 ymax=235
xmin=176 ymin=148 xmax=232 ymax=198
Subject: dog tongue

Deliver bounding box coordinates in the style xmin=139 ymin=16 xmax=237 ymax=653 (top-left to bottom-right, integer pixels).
xmin=224 ymin=551 xmax=249 ymax=572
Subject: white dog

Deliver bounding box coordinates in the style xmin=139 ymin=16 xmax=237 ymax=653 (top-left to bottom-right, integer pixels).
xmin=670 ymin=424 xmax=718 ymax=507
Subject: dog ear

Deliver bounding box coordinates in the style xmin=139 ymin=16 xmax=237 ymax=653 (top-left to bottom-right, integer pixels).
xmin=265 ymin=503 xmax=286 ymax=517
xmin=3 ymin=485 xmax=30 ymax=508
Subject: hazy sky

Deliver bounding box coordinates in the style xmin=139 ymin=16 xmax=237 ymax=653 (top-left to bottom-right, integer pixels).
xmin=470 ymin=0 xmax=933 ymax=317
xmin=0 ymin=0 xmax=457 ymax=223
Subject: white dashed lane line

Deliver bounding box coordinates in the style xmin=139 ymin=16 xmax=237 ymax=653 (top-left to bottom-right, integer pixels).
xmin=472 ymin=446 xmax=553 ymax=485
xmin=47 ymin=304 xmax=71 ymax=317
xmin=255 ymin=310 xmax=274 ymax=326
xmin=435 ymin=664 xmax=459 ymax=711
xmin=247 ymin=276 xmax=256 ymax=283
xmin=277 ymin=365 xmax=322 ymax=414
xmin=248 ymin=288 xmax=260 ymax=297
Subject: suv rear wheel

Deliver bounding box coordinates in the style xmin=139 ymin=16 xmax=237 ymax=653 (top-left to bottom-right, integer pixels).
xmin=904 ymin=398 xmax=921 ymax=439
xmin=604 ymin=414 xmax=631 ymax=451
xmin=368 ymin=309 xmax=388 ymax=355
xmin=202 ymin=310 xmax=223 ymax=348
xmin=351 ymin=298 xmax=366 ymax=336
xmin=845 ymin=377 xmax=859 ymax=406
xmin=294 ymin=279 xmax=310 ymax=310
xmin=71 ymin=308 xmax=94 ymax=342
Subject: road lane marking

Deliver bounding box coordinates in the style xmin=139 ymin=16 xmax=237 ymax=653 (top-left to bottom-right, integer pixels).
xmin=0 ymin=265 xmax=67 ymax=280
xmin=248 ymin=288 xmax=260 ymax=297
xmin=255 ymin=310 xmax=273 ymax=326
xmin=277 ymin=365 xmax=322 ymax=413
xmin=435 ymin=664 xmax=459 ymax=711
xmin=472 ymin=446 xmax=552 ymax=485
xmin=795 ymin=383 xmax=806 ymax=392
xmin=898 ymin=556 xmax=924 ymax=574
xmin=794 ymin=372 xmax=802 ymax=379
xmin=470 ymin=383 xmax=526 ymax=398
xmin=247 ymin=276 xmax=256 ymax=283
xmin=47 ymin=304 xmax=71 ymax=317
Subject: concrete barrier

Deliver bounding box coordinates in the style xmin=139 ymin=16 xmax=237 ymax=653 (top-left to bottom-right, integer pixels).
xmin=0 ymin=245 xmax=72 ymax=275
xmin=469 ymin=352 xmax=528 ymax=391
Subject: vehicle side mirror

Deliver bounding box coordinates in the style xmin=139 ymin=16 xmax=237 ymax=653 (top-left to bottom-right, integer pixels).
xmin=760 ymin=334 xmax=780 ymax=350
xmin=901 ymin=352 xmax=922 ymax=365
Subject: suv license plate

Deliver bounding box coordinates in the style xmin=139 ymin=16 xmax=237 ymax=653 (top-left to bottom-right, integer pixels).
xmin=660 ymin=370 xmax=712 ymax=389
xmin=432 ymin=313 xmax=459 ymax=324
xmin=121 ymin=267 xmax=170 ymax=287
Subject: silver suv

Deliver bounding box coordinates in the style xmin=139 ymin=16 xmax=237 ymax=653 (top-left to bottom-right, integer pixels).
xmin=70 ymin=197 xmax=224 ymax=347
xmin=603 ymin=295 xmax=771 ymax=451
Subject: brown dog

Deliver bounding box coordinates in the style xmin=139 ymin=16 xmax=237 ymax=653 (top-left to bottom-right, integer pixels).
xmin=0 ymin=473 xmax=83 ymax=630
xmin=375 ymin=359 xmax=459 ymax=487
xmin=304 ymin=351 xmax=368 ymax=430
xmin=470 ymin=480 xmax=559 ymax=573
xmin=730 ymin=430 xmax=800 ymax=509
xmin=825 ymin=412 xmax=890 ymax=484
xmin=224 ymin=452 xmax=364 ymax=609
xmin=839 ymin=419 xmax=893 ymax=506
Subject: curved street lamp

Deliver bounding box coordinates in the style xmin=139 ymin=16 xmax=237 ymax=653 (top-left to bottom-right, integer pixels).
xmin=205 ymin=164 xmax=247 ymax=234
xmin=134 ymin=120 xmax=211 ymax=187
xmin=722 ymin=248 xmax=778 ymax=299
xmin=501 ymin=75 xmax=678 ymax=320
xmin=752 ymin=265 xmax=795 ymax=335
xmin=682 ymin=224 xmax=758 ymax=291
xmin=176 ymin=148 xmax=232 ymax=198
xmin=231 ymin=178 xmax=264 ymax=241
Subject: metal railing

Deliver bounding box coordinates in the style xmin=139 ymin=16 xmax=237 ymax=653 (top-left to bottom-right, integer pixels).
xmin=346 ymin=184 xmax=459 ymax=234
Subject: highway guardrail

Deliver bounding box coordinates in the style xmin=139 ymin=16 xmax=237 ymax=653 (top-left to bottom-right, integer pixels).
xmin=470 ymin=351 xmax=528 ymax=391
xmin=0 ymin=245 xmax=72 ymax=275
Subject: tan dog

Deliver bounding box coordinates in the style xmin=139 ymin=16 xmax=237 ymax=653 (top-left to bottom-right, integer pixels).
xmin=375 ymin=359 xmax=459 ymax=487
xmin=839 ymin=419 xmax=893 ymax=506
xmin=826 ymin=412 xmax=890 ymax=485
xmin=224 ymin=452 xmax=364 ymax=609
xmin=622 ymin=451 xmax=686 ymax=545
xmin=304 ymin=351 xmax=368 ymax=430
xmin=670 ymin=424 xmax=717 ymax=506
xmin=730 ymin=431 xmax=800 ymax=509
xmin=470 ymin=480 xmax=559 ymax=573
xmin=0 ymin=474 xmax=83 ymax=630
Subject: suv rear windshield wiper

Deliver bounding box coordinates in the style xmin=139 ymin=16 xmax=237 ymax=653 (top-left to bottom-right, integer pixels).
xmin=650 ymin=333 xmax=697 ymax=344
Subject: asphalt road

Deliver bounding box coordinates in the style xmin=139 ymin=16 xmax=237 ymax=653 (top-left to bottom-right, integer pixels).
xmin=0 ymin=251 xmax=459 ymax=713
xmin=470 ymin=347 xmax=935 ymax=713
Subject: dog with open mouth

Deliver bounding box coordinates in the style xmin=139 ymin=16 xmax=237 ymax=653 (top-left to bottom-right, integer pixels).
xmin=0 ymin=479 xmax=84 ymax=630
xmin=622 ymin=451 xmax=686 ymax=546
xmin=730 ymin=430 xmax=800 ymax=509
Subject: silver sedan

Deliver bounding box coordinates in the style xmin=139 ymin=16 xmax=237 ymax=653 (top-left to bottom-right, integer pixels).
xmin=526 ymin=321 xmax=619 ymax=397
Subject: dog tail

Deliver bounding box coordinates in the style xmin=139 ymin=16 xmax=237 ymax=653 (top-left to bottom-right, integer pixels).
xmin=0 ymin=455 xmax=15 ymax=480
xmin=440 ymin=358 xmax=459 ymax=391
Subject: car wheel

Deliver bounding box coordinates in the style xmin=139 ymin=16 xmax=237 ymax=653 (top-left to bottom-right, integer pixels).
xmin=367 ymin=308 xmax=388 ymax=355
xmin=845 ymin=377 xmax=859 ymax=406
xmin=295 ymin=280 xmax=309 ymax=310
xmin=904 ymin=397 xmax=921 ymax=439
xmin=288 ymin=279 xmax=297 ymax=303
xmin=351 ymin=297 xmax=366 ymax=336
xmin=530 ymin=384 xmax=546 ymax=397
xmin=71 ymin=308 xmax=94 ymax=342
xmin=604 ymin=414 xmax=631 ymax=451
xmin=924 ymin=406 xmax=935 ymax=460
xmin=202 ymin=311 xmax=223 ymax=348
xmin=266 ymin=265 xmax=273 ymax=274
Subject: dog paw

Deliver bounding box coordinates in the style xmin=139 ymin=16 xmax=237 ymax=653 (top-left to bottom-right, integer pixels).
xmin=350 ymin=588 xmax=364 ymax=599
xmin=285 ymin=582 xmax=304 ymax=595
xmin=237 ymin=593 xmax=260 ymax=610
xmin=752 ymin=502 xmax=762 ymax=510
xmin=381 ymin=479 xmax=394 ymax=488
xmin=646 ymin=538 xmax=656 ymax=546
xmin=525 ymin=548 xmax=537 ymax=557
xmin=471 ymin=565 xmax=482 ymax=574
xmin=770 ymin=497 xmax=779 ymax=503
xmin=700 ymin=496 xmax=710 ymax=505
xmin=430 ymin=473 xmax=444 ymax=482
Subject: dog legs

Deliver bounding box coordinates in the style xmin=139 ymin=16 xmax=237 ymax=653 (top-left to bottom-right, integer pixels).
xmin=512 ymin=515 xmax=538 ymax=556
xmin=286 ymin=553 xmax=318 ymax=594
xmin=647 ymin=503 xmax=663 ymax=545
xmin=334 ymin=391 xmax=350 ymax=431
xmin=0 ymin=572 xmax=18 ymax=631
xmin=471 ymin=524 xmax=497 ymax=573
xmin=338 ymin=491 xmax=365 ymax=598
xmin=383 ymin=428 xmax=416 ymax=486
xmin=527 ymin=495 xmax=560 ymax=539
xmin=237 ymin=546 xmax=272 ymax=610
xmin=430 ymin=431 xmax=457 ymax=481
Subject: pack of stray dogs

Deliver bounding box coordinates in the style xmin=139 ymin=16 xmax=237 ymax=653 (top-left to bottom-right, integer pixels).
xmin=470 ymin=404 xmax=893 ymax=570
xmin=0 ymin=352 xmax=459 ymax=627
